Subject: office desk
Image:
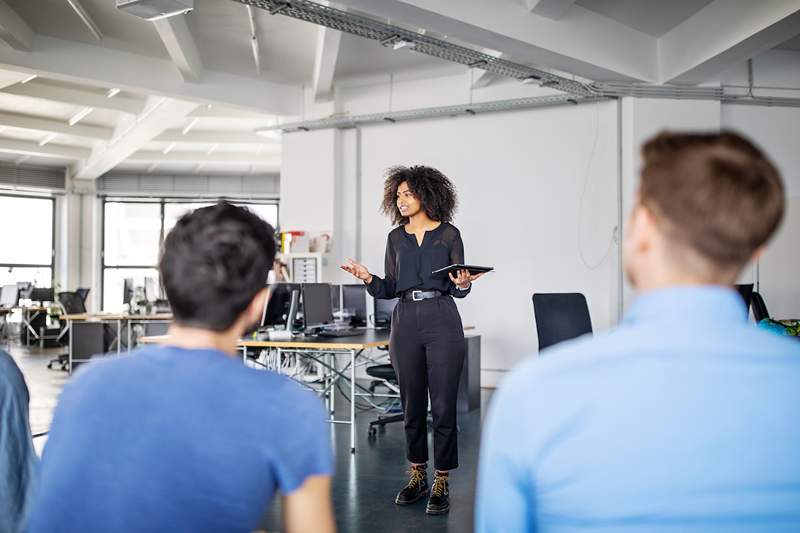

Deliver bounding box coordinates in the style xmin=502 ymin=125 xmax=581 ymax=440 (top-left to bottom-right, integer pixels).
xmin=61 ymin=314 xmax=172 ymax=374
xmin=19 ymin=307 xmax=50 ymax=347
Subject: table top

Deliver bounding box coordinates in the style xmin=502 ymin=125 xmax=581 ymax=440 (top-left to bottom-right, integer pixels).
xmin=61 ymin=313 xmax=173 ymax=321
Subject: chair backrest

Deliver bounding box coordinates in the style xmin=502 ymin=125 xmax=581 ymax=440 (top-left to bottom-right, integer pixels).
xmin=58 ymin=292 xmax=86 ymax=315
xmin=76 ymin=288 xmax=90 ymax=303
xmin=751 ymin=291 xmax=770 ymax=322
xmin=532 ymin=293 xmax=592 ymax=352
xmin=735 ymin=283 xmax=754 ymax=313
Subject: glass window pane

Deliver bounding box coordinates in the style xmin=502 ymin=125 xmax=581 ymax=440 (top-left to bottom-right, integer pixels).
xmin=104 ymin=202 xmax=161 ymax=266
xmin=103 ymin=268 xmax=160 ymax=312
xmin=0 ymin=196 xmax=53 ymax=265
xmin=242 ymin=203 xmax=278 ymax=229
xmin=0 ymin=267 xmax=52 ymax=289
xmin=163 ymin=202 xmax=215 ymax=236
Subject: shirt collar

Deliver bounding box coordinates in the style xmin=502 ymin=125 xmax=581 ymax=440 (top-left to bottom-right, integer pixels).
xmin=623 ymin=285 xmax=748 ymax=327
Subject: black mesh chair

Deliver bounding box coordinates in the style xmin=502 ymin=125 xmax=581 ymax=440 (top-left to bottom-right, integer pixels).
xmin=735 ymin=284 xmax=754 ymax=314
xmin=532 ymin=293 xmax=593 ymax=352
xmin=751 ymin=291 xmax=770 ymax=322
xmin=48 ymin=292 xmax=87 ymax=371
xmin=366 ymin=363 xmax=403 ymax=438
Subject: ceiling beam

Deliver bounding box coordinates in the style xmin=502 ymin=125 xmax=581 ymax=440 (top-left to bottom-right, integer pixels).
xmin=0 ymin=1 xmax=34 ymax=51
xmin=0 ymin=110 xmax=113 ymax=141
xmin=526 ymin=0 xmax=578 ymax=20
xmin=187 ymin=106 xmax=274 ymax=120
xmin=152 ymin=15 xmax=203 ymax=83
xmin=128 ymin=150 xmax=281 ymax=163
xmin=312 ymin=24 xmax=343 ymax=102
xmin=0 ymin=35 xmax=302 ymax=115
xmin=155 ymin=130 xmax=277 ymax=144
xmin=2 ymin=79 xmax=145 ymax=114
xmin=73 ymin=96 xmax=199 ymax=180
xmin=333 ymin=0 xmax=658 ymax=82
xmin=65 ymin=0 xmax=103 ymax=41
xmin=659 ymin=0 xmax=800 ymax=84
xmin=0 ymin=137 xmax=91 ymax=160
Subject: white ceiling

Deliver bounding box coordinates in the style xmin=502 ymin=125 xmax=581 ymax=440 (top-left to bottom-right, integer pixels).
xmin=0 ymin=0 xmax=798 ymax=179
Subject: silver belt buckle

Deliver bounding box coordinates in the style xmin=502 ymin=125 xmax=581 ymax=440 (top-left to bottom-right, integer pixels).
xmin=412 ymin=290 xmax=423 ymax=301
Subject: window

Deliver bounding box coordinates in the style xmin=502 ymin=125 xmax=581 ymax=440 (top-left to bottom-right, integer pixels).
xmin=102 ymin=199 xmax=278 ymax=311
xmin=0 ymin=195 xmax=54 ymax=290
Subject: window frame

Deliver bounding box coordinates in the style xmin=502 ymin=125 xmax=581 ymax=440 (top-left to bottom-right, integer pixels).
xmin=0 ymin=193 xmax=56 ymax=287
xmin=100 ymin=197 xmax=279 ymax=310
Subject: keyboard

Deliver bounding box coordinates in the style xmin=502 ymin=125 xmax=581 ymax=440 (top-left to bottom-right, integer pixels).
xmin=316 ymin=328 xmax=365 ymax=338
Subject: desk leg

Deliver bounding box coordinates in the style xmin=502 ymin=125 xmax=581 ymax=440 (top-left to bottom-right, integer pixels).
xmin=128 ymin=321 xmax=132 ymax=352
xmin=117 ymin=320 xmax=121 ymax=355
xmin=350 ymin=349 xmax=356 ymax=454
xmin=68 ymin=320 xmax=73 ymax=376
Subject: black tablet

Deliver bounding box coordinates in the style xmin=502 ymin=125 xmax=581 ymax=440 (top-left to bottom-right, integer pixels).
xmin=432 ymin=264 xmax=494 ymax=277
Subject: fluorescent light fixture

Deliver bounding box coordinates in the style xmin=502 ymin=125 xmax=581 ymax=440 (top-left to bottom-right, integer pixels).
xmin=255 ymin=128 xmax=282 ymax=140
xmin=147 ymin=162 xmax=158 ymax=173
xmin=21 ymin=74 xmax=37 ymax=84
xmin=391 ymin=39 xmax=414 ymax=50
xmin=207 ymin=143 xmax=218 ymax=155
xmin=15 ymin=155 xmax=30 ymax=166
xmin=193 ymin=162 xmax=205 ymax=174
xmin=107 ymin=88 xmax=121 ymax=98
xmin=162 ymin=142 xmax=176 ymax=154
xmin=181 ymin=118 xmax=199 ymax=135
xmin=69 ymin=107 xmax=94 ymax=126
xmin=39 ymin=133 xmax=58 ymax=146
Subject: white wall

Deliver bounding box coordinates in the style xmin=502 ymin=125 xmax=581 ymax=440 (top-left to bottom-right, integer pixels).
xmin=723 ymin=105 xmax=800 ymax=319
xmin=355 ymin=100 xmax=620 ymax=386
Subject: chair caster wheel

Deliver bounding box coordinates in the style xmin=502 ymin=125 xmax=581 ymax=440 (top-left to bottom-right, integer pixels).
xmin=368 ymin=426 xmax=377 ymax=438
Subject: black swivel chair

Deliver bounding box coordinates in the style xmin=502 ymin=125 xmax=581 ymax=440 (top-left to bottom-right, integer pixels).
xmin=735 ymin=283 xmax=754 ymax=315
xmin=367 ymin=299 xmax=402 ymax=438
xmin=76 ymin=288 xmax=90 ymax=304
xmin=751 ymin=291 xmax=770 ymax=322
xmin=532 ymin=292 xmax=593 ymax=352
xmin=48 ymin=292 xmax=87 ymax=371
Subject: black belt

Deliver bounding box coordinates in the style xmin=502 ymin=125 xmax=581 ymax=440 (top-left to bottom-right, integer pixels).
xmin=401 ymin=290 xmax=445 ymax=302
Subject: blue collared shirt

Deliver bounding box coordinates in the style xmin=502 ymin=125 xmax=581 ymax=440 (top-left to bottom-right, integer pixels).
xmin=476 ymin=286 xmax=800 ymax=533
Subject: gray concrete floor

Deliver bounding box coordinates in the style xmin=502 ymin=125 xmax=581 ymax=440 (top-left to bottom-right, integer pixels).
xmin=5 ymin=339 xmax=492 ymax=533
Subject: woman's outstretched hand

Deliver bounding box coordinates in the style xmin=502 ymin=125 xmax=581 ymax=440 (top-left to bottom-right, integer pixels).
xmin=449 ymin=269 xmax=484 ymax=290
xmin=341 ymin=259 xmax=373 ymax=284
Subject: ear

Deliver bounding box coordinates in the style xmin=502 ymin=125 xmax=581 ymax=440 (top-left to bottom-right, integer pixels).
xmin=246 ymin=287 xmax=270 ymax=325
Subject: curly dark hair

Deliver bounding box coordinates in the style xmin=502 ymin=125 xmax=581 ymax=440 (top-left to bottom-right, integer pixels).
xmin=381 ymin=165 xmax=458 ymax=225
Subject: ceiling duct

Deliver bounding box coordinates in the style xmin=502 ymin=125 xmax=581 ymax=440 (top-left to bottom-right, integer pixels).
xmin=229 ymin=0 xmax=596 ymax=97
xmin=116 ymin=0 xmax=194 ymax=21
xmin=257 ymin=94 xmax=608 ymax=133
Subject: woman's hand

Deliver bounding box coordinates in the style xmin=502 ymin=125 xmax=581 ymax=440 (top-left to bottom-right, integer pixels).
xmin=341 ymin=259 xmax=373 ymax=284
xmin=449 ymin=269 xmax=484 ymax=290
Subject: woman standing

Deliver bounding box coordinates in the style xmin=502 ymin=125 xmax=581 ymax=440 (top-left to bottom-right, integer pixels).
xmin=342 ymin=165 xmax=483 ymax=516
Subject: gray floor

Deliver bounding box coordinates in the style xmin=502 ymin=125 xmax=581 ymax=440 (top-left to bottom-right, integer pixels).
xmin=6 ymin=341 xmax=492 ymax=533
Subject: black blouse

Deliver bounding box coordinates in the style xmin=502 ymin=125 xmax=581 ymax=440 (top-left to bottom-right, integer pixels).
xmin=367 ymin=222 xmax=471 ymax=300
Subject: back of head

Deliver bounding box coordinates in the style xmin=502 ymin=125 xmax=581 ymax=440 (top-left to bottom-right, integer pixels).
xmin=159 ymin=201 xmax=276 ymax=331
xmin=639 ymin=131 xmax=784 ymax=278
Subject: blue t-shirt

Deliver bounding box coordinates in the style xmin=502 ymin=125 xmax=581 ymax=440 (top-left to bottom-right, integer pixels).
xmin=476 ymin=287 xmax=800 ymax=532
xmin=26 ymin=346 xmax=333 ymax=533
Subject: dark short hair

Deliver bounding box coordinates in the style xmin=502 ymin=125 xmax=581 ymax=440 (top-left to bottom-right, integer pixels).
xmin=640 ymin=131 xmax=784 ymax=270
xmin=159 ymin=201 xmax=276 ymax=331
xmin=381 ymin=165 xmax=458 ymax=225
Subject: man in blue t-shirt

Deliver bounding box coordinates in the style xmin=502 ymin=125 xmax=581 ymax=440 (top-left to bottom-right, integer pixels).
xmin=476 ymin=131 xmax=800 ymax=532
xmin=27 ymin=202 xmax=335 ymax=533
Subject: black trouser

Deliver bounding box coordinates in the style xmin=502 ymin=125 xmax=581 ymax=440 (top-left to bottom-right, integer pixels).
xmin=390 ymin=295 xmax=465 ymax=471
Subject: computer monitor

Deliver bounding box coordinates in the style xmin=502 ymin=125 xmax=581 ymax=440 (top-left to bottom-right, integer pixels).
xmin=261 ymin=283 xmax=299 ymax=328
xmin=342 ymin=284 xmax=368 ymax=326
xmin=1 ymin=285 xmax=18 ymax=308
xmin=374 ymin=298 xmax=398 ymax=328
xmin=29 ymin=287 xmax=54 ymax=303
xmin=123 ymin=278 xmax=134 ymax=306
xmin=144 ymin=277 xmax=157 ymax=303
xmin=330 ymin=284 xmax=341 ymax=315
xmin=302 ymin=283 xmax=334 ymax=330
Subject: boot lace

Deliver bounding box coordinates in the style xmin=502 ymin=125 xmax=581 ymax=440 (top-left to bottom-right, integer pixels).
xmin=431 ymin=475 xmax=448 ymax=497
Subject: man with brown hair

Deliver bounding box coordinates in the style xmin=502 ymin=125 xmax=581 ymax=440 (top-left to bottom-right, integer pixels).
xmin=476 ymin=131 xmax=800 ymax=532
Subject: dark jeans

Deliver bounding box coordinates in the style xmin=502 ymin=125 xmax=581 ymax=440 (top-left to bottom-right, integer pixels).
xmin=390 ymin=296 xmax=465 ymax=471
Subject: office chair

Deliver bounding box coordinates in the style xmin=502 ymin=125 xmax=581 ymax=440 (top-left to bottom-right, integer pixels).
xmin=532 ymin=292 xmax=593 ymax=352
xmin=751 ymin=291 xmax=770 ymax=322
xmin=735 ymin=283 xmax=754 ymax=314
xmin=48 ymin=292 xmax=87 ymax=371
xmin=366 ymin=363 xmax=403 ymax=438
xmin=76 ymin=288 xmax=90 ymax=304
